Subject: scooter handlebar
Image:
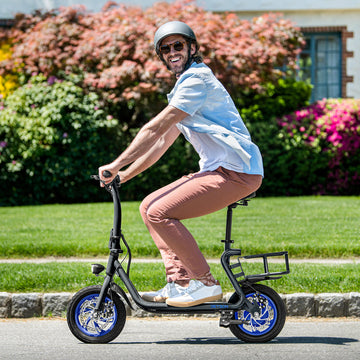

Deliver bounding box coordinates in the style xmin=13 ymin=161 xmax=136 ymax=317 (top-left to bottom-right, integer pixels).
xmin=103 ymin=170 xmax=112 ymax=178
xmin=91 ymin=171 xmax=121 ymax=187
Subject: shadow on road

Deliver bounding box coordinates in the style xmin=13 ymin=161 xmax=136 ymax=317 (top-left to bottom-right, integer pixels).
xmin=274 ymin=336 xmax=358 ymax=345
xmin=108 ymin=336 xmax=358 ymax=346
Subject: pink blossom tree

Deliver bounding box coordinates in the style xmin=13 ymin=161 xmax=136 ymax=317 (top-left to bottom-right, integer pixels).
xmin=0 ymin=0 xmax=304 ymax=119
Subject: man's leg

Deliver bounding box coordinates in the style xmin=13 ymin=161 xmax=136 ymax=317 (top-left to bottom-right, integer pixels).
xmin=140 ymin=168 xmax=262 ymax=284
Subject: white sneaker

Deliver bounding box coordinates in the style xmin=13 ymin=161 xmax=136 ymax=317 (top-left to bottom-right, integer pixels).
xmin=166 ymin=280 xmax=222 ymax=307
xmin=141 ymin=282 xmax=184 ymax=302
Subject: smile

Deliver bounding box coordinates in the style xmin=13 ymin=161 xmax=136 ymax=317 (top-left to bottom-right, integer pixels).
xmin=170 ymin=57 xmax=181 ymax=63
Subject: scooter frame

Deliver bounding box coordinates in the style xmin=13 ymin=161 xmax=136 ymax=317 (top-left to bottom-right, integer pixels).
xmin=91 ymin=174 xmax=290 ymax=327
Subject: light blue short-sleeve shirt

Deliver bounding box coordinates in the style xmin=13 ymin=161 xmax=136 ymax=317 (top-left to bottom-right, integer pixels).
xmin=167 ymin=62 xmax=264 ymax=176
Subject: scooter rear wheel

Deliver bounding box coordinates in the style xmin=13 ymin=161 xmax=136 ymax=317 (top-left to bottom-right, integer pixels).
xmin=67 ymin=285 xmax=126 ymax=343
xmin=228 ymin=284 xmax=286 ymax=343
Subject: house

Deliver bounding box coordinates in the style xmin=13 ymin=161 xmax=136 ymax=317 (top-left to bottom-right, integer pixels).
xmin=1 ymin=0 xmax=359 ymax=102
xmin=223 ymin=0 xmax=360 ymax=102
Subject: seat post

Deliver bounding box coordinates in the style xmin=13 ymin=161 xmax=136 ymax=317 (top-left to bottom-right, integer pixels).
xmin=222 ymin=204 xmax=236 ymax=251
xmin=222 ymin=192 xmax=255 ymax=254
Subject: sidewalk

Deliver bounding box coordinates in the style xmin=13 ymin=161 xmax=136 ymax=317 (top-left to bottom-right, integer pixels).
xmin=1 ymin=257 xmax=359 ymax=264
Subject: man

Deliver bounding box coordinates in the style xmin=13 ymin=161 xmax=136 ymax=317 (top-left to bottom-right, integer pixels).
xmin=99 ymin=21 xmax=263 ymax=307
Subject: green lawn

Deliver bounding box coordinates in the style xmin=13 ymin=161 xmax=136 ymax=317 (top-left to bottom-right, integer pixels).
xmin=1 ymin=196 xmax=359 ymax=259
xmin=1 ymin=196 xmax=359 ymax=294
xmin=1 ymin=261 xmax=359 ymax=294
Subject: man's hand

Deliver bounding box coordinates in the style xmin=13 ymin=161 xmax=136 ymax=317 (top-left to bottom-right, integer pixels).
xmin=98 ymin=163 xmax=119 ymax=186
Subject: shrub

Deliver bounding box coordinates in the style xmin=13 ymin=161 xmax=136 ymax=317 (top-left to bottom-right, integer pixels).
xmin=239 ymin=77 xmax=312 ymax=123
xmin=0 ymin=75 xmax=122 ymax=205
xmin=238 ymin=78 xmax=316 ymax=196
xmin=278 ymin=98 xmax=360 ymax=195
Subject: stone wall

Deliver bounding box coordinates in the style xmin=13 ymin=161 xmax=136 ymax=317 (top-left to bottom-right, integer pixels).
xmin=1 ymin=292 xmax=359 ymax=318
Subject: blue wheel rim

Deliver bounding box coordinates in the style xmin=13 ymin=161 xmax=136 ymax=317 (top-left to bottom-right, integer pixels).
xmin=234 ymin=292 xmax=277 ymax=336
xmin=75 ymin=293 xmax=118 ymax=337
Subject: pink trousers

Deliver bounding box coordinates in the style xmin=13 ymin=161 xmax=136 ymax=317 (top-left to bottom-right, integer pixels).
xmin=140 ymin=167 xmax=262 ymax=283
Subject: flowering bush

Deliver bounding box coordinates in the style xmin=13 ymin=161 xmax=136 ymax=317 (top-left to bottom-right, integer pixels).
xmin=0 ymin=0 xmax=304 ymax=121
xmin=278 ymin=99 xmax=360 ymax=195
xmin=0 ymin=40 xmax=12 ymax=62
xmin=0 ymin=40 xmax=20 ymax=98
xmin=0 ymin=73 xmax=18 ymax=99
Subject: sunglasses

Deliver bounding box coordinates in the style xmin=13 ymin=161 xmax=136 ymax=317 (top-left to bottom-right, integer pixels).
xmin=159 ymin=41 xmax=185 ymax=55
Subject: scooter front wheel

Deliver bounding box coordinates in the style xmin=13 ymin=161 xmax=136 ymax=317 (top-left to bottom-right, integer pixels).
xmin=67 ymin=285 xmax=126 ymax=343
xmin=228 ymin=284 xmax=286 ymax=343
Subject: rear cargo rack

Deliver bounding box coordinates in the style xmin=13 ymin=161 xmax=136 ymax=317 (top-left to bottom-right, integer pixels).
xmin=227 ymin=251 xmax=290 ymax=283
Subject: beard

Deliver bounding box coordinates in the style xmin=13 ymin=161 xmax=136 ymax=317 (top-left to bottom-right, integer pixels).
xmin=164 ymin=49 xmax=192 ymax=76
xmin=166 ymin=57 xmax=187 ymax=75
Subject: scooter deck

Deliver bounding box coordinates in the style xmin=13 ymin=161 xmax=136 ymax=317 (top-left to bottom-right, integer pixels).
xmin=134 ymin=299 xmax=243 ymax=314
xmin=114 ymin=264 xmax=244 ymax=314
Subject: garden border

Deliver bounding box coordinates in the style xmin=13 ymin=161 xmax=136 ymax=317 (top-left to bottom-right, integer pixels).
xmin=1 ymin=292 xmax=359 ymax=319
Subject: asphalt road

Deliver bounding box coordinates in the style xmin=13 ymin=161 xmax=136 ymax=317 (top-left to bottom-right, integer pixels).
xmin=0 ymin=317 xmax=359 ymax=360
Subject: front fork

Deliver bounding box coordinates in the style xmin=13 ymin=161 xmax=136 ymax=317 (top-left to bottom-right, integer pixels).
xmin=94 ymin=251 xmax=119 ymax=312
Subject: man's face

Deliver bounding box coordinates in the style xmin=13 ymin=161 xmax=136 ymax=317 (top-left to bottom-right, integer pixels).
xmin=160 ymin=35 xmax=196 ymax=76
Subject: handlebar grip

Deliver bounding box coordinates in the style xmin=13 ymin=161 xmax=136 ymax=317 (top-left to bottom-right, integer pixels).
xmin=103 ymin=170 xmax=112 ymax=178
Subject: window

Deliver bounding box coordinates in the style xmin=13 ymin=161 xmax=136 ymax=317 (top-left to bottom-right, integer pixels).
xmin=299 ymin=33 xmax=342 ymax=103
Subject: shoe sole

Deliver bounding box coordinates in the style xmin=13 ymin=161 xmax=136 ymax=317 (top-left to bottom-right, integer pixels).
xmin=141 ymin=294 xmax=166 ymax=302
xmin=165 ymin=293 xmax=223 ymax=307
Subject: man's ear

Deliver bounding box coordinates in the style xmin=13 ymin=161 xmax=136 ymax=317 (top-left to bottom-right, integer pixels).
xmin=190 ymin=43 xmax=196 ymax=56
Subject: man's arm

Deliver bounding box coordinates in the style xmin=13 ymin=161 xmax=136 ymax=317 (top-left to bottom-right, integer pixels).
xmin=99 ymin=105 xmax=188 ymax=183
xmin=117 ymin=125 xmax=180 ymax=183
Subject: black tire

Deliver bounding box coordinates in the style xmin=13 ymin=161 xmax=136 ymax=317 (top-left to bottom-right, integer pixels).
xmin=228 ymin=284 xmax=286 ymax=343
xmin=67 ymin=285 xmax=126 ymax=343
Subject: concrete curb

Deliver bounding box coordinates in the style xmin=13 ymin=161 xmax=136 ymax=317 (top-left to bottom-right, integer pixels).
xmin=1 ymin=292 xmax=359 ymax=319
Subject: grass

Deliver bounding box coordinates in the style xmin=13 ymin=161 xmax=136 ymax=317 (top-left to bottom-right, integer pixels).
xmin=0 ymin=196 xmax=359 ymax=294
xmin=0 ymin=196 xmax=359 ymax=259
xmin=0 ymin=261 xmax=359 ymax=294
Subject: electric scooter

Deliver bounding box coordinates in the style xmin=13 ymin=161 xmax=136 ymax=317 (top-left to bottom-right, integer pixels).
xmin=67 ymin=171 xmax=290 ymax=343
